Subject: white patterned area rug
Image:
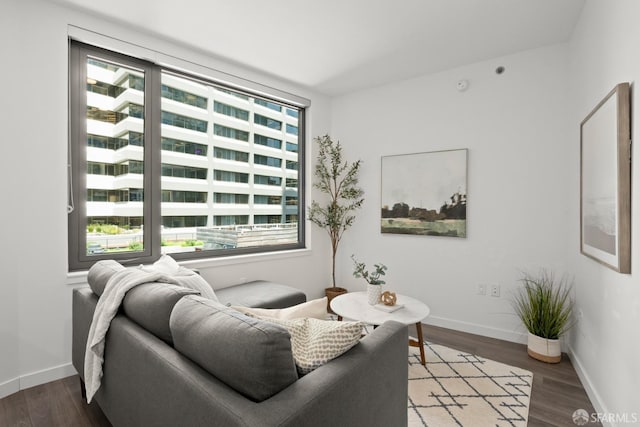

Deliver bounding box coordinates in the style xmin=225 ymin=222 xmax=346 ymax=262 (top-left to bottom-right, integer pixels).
xmin=408 ymin=342 xmax=533 ymax=427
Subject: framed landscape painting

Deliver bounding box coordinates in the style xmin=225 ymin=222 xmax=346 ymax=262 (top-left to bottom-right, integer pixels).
xmin=580 ymin=82 xmax=631 ymax=273
xmin=381 ymin=149 xmax=467 ymax=238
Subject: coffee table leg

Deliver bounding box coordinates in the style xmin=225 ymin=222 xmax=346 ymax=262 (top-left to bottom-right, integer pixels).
xmin=408 ymin=322 xmax=426 ymax=365
xmin=416 ymin=322 xmax=426 ymax=365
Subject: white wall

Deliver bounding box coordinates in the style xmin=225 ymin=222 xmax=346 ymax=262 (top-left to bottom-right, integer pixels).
xmin=0 ymin=0 xmax=332 ymax=398
xmin=567 ymin=0 xmax=640 ymax=420
xmin=0 ymin=2 xmax=23 ymax=398
xmin=330 ymin=44 xmax=571 ymax=342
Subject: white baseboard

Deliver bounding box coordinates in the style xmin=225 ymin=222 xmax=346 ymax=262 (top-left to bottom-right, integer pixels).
xmin=0 ymin=363 xmax=77 ymax=399
xmin=424 ymin=315 xmax=528 ymax=345
xmin=19 ymin=363 xmax=77 ymax=390
xmin=566 ymin=344 xmax=612 ymax=427
xmin=0 ymin=377 xmax=20 ymax=400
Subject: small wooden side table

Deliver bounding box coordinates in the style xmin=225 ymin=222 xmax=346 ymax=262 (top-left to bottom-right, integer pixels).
xmin=330 ymin=291 xmax=430 ymax=365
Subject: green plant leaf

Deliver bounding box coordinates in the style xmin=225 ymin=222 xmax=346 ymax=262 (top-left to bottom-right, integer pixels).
xmin=511 ymin=269 xmax=574 ymax=339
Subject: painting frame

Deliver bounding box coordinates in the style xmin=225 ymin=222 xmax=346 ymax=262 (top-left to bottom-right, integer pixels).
xmin=580 ymin=82 xmax=631 ymax=273
xmin=381 ymin=148 xmax=468 ymax=238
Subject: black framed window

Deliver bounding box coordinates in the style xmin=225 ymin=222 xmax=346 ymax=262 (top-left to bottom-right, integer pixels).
xmin=214 ymin=193 xmax=250 ymax=204
xmin=162 ymin=137 xmax=207 ymax=156
xmin=213 ymin=124 xmax=249 ymax=141
xmin=254 ymin=134 xmax=282 ymax=149
xmin=214 ymin=147 xmax=249 ymax=162
xmin=254 ymin=195 xmax=282 ymax=205
xmin=254 ymin=154 xmax=282 ymax=168
xmin=213 ymin=170 xmax=249 ymax=183
xmin=161 ymin=84 xmax=207 ymax=109
xmin=286 ymin=123 xmax=298 ymax=135
xmin=214 ymin=101 xmax=249 ymax=120
xmin=254 ymin=113 xmax=282 ymax=130
xmin=254 ymin=98 xmax=282 ymax=112
xmin=68 ymin=41 xmax=305 ymax=271
xmin=254 ymin=175 xmax=282 ymax=186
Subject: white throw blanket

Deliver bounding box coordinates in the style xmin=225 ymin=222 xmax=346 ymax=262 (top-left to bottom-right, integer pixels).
xmin=84 ymin=257 xmax=216 ymax=403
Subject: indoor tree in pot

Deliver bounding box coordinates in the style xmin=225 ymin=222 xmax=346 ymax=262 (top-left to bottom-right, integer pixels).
xmin=511 ymin=270 xmax=574 ymax=363
xmin=308 ymin=135 xmax=364 ymax=309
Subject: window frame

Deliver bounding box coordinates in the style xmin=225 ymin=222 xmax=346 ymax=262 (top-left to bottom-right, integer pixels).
xmin=68 ymin=40 xmax=306 ymax=271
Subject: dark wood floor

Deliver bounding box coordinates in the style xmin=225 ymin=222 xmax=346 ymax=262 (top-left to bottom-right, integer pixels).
xmin=420 ymin=324 xmax=600 ymax=427
xmin=0 ymin=324 xmax=598 ymax=427
xmin=0 ymin=375 xmax=110 ymax=427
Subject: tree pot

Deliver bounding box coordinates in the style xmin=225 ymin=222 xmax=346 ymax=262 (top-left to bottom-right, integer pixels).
xmin=527 ymin=332 xmax=561 ymax=363
xmin=325 ymin=287 xmax=348 ymax=314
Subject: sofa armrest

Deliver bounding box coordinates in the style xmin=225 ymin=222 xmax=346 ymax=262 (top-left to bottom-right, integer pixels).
xmin=72 ymin=287 xmax=99 ymax=380
xmin=250 ymin=320 xmax=409 ymax=427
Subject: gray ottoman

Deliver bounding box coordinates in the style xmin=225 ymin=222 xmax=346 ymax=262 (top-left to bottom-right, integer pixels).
xmin=216 ymin=280 xmax=306 ymax=309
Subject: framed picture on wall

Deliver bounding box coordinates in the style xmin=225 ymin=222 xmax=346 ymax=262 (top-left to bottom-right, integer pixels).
xmin=580 ymin=82 xmax=631 ymax=273
xmin=381 ymin=149 xmax=467 ymax=238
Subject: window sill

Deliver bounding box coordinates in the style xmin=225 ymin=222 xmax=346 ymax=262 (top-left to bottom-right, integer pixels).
xmin=66 ymin=247 xmax=312 ymax=286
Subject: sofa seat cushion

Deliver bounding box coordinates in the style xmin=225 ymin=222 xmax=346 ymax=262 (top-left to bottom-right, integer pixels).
xmin=259 ymin=317 xmax=364 ymax=375
xmin=122 ymin=282 xmax=199 ymax=345
xmin=170 ymin=295 xmax=298 ymax=402
xmin=216 ymin=280 xmax=306 ymax=309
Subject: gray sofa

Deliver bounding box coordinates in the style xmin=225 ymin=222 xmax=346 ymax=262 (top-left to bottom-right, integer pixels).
xmin=72 ymin=275 xmax=409 ymax=427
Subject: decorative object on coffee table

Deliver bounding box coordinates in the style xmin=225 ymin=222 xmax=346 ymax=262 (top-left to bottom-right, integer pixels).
xmin=511 ymin=269 xmax=574 ymax=363
xmin=351 ymin=255 xmax=387 ymax=305
xmin=308 ymin=135 xmax=364 ymax=310
xmin=380 ymin=291 xmax=397 ymax=306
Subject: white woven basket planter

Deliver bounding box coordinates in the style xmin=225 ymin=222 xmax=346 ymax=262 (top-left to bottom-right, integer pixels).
xmin=527 ymin=332 xmax=561 ymax=363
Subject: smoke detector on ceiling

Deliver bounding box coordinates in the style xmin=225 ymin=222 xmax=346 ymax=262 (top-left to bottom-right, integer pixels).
xmin=456 ymin=79 xmax=469 ymax=92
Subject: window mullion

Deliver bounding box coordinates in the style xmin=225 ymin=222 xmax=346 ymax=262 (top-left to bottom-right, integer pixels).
xmin=147 ymin=66 xmax=162 ymax=260
xmin=68 ymin=43 xmax=86 ymax=270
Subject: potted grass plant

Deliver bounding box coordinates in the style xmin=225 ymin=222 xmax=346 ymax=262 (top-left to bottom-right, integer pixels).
xmin=511 ymin=270 xmax=574 ymax=363
xmin=308 ymin=135 xmax=364 ymax=309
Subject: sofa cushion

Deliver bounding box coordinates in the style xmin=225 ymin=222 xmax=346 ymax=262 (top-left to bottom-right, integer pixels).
xmin=87 ymin=259 xmax=126 ymax=296
xmin=232 ymin=297 xmax=328 ymax=320
xmin=170 ymin=295 xmax=298 ymax=402
xmin=122 ymin=282 xmax=199 ymax=344
xmin=259 ymin=317 xmax=364 ymax=375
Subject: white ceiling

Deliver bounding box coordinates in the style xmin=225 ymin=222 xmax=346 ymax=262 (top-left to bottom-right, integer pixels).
xmin=52 ymin=0 xmax=585 ymax=96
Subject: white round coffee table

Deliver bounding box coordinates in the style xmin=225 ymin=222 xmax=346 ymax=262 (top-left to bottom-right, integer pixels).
xmin=330 ymin=291 xmax=430 ymax=365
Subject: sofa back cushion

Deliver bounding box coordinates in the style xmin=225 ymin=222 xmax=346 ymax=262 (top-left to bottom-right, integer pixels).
xmin=170 ymin=295 xmax=298 ymax=402
xmin=122 ymin=282 xmax=199 ymax=344
xmin=87 ymin=259 xmax=126 ymax=296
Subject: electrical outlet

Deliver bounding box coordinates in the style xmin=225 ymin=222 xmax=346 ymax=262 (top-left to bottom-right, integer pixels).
xmin=490 ymin=284 xmax=500 ymax=297
xmin=477 ymin=284 xmax=486 ymax=295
